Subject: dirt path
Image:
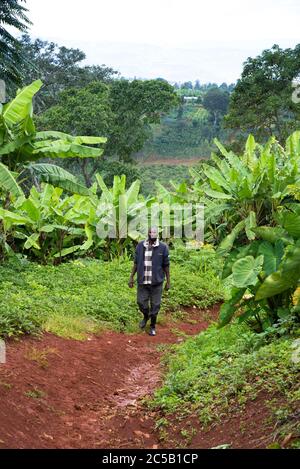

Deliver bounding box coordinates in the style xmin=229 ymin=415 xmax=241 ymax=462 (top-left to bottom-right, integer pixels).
xmin=0 ymin=305 xmax=277 ymax=449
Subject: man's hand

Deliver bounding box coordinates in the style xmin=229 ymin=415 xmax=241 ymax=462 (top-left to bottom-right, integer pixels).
xmin=128 ymin=277 xmax=134 ymax=288
xmin=165 ymin=281 xmax=171 ymax=291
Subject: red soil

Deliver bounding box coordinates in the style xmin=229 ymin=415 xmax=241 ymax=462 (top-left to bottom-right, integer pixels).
xmin=0 ymin=305 xmax=283 ymax=449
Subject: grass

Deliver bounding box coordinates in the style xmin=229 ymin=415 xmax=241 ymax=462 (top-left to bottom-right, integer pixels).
xmin=24 ymin=346 xmax=59 ymax=368
xmin=24 ymin=388 xmax=46 ymax=399
xmin=150 ymin=321 xmax=300 ymax=439
xmin=0 ymin=257 xmax=224 ymax=340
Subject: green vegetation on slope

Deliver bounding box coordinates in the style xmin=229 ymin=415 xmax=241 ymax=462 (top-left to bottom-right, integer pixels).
xmin=138 ymin=165 xmax=192 ymax=196
xmin=150 ymin=321 xmax=300 ymax=445
xmin=0 ymin=258 xmax=224 ymax=340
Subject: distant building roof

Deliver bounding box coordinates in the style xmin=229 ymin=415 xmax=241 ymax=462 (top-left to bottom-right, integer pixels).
xmin=183 ymin=96 xmax=198 ymax=101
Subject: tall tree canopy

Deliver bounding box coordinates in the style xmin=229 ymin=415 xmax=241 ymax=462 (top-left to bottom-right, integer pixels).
xmin=13 ymin=34 xmax=118 ymax=111
xmin=202 ymin=87 xmax=230 ymax=128
xmin=37 ymin=78 xmax=179 ymax=181
xmin=225 ymin=44 xmax=300 ymax=142
xmin=0 ymin=0 xmax=31 ymax=86
xmin=107 ymin=79 xmax=179 ymax=161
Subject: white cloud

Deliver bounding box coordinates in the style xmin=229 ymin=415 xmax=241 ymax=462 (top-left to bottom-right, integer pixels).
xmin=24 ymin=0 xmax=300 ymax=82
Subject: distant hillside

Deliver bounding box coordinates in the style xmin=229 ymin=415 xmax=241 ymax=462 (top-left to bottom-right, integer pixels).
xmin=135 ymin=83 xmax=234 ymax=162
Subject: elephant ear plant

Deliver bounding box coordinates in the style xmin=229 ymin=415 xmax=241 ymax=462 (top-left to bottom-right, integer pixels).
xmin=219 ymin=206 xmax=300 ymax=332
xmin=189 ymin=132 xmax=300 ymax=331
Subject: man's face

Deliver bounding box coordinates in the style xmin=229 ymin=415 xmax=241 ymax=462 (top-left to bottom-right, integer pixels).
xmin=148 ymin=228 xmax=158 ymax=241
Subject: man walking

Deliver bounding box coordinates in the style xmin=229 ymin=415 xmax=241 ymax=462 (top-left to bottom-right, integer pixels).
xmin=128 ymin=227 xmax=170 ymax=336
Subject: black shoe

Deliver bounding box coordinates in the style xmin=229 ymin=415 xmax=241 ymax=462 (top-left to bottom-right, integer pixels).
xmin=139 ymin=318 xmax=148 ymax=329
xmin=149 ymin=328 xmax=156 ymax=336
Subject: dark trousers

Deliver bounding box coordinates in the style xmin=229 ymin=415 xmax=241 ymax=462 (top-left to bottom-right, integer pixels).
xmin=137 ymin=283 xmax=163 ymax=328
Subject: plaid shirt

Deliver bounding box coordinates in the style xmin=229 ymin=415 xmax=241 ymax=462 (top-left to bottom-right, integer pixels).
xmin=143 ymin=238 xmax=159 ymax=285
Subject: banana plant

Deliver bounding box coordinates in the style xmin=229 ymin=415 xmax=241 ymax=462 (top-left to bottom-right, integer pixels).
xmin=191 ymin=133 xmax=300 ymax=251
xmin=0 ymin=80 xmax=106 ymax=195
xmin=0 ymin=183 xmax=98 ymax=262
xmin=95 ymin=174 xmax=150 ymax=257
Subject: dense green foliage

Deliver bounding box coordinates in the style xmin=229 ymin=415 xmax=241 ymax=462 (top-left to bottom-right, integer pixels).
xmin=1 ymin=11 xmax=299 ymax=450
xmin=0 ymin=80 xmax=106 ymax=195
xmin=0 ymin=258 xmax=224 ymax=339
xmin=225 ymin=44 xmax=300 ymax=143
xmin=38 ymin=78 xmax=179 ymax=168
xmin=150 ymin=321 xmax=300 ymax=440
xmin=0 ymin=0 xmax=31 ymax=85
xmin=138 ymin=164 xmax=191 ymax=196
xmin=139 ymin=100 xmax=229 ymax=160
xmin=14 ymin=34 xmax=118 ymax=109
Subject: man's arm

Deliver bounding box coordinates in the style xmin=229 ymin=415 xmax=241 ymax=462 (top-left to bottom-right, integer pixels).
xmin=128 ymin=245 xmax=138 ymax=288
xmin=163 ymin=245 xmax=170 ymax=290
xmin=128 ymin=263 xmax=137 ymax=288
xmin=163 ymin=266 xmax=170 ymax=290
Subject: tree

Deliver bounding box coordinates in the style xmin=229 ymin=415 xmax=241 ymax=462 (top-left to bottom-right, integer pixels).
xmin=107 ymin=79 xmax=179 ymax=162
xmin=37 ymin=78 xmax=178 ymax=177
xmin=0 ymin=0 xmax=31 ymax=86
xmin=0 ymin=80 xmax=106 ymax=196
xmin=11 ymin=34 xmax=118 ymax=110
xmin=181 ymin=81 xmax=193 ymax=90
xmin=194 ymin=80 xmax=201 ymax=90
xmin=203 ymin=87 xmax=229 ymax=127
xmin=37 ymin=81 xmax=113 ymax=185
xmin=225 ymin=44 xmax=300 ymax=142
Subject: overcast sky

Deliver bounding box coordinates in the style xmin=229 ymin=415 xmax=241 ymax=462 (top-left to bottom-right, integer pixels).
xmin=24 ymin=0 xmax=300 ymax=83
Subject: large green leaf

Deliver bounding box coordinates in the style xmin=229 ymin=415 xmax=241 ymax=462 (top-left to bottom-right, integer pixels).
xmin=0 ymin=208 xmax=29 ymax=225
xmin=257 ymin=240 xmax=284 ymax=276
xmin=35 ymin=131 xmax=106 ymax=146
xmin=203 ymin=166 xmax=231 ymax=192
xmin=281 ymin=242 xmax=300 ymax=274
xmin=24 ymin=233 xmax=40 ymax=250
xmin=255 ymin=242 xmax=300 ymax=299
xmin=217 ymin=220 xmax=245 ymax=256
xmin=80 ymin=224 xmax=94 ymax=251
xmin=73 ymin=136 xmax=107 ymax=145
xmin=243 ymin=134 xmax=257 ymax=169
xmin=245 ymin=211 xmax=257 ymax=240
xmin=0 ymin=163 xmax=24 ymax=197
xmin=30 ymin=164 xmax=91 ymax=196
xmin=32 ymin=141 xmax=103 ymax=159
xmin=213 ymin=138 xmax=231 ymax=158
xmin=96 ymin=173 xmax=112 ymax=202
xmin=219 ymin=287 xmax=247 ymax=327
xmin=21 ymin=199 xmax=41 ymax=223
xmin=286 ymin=131 xmax=300 ymax=158
xmin=126 ymin=180 xmax=141 ymax=206
xmin=203 ymin=187 xmax=233 ymax=200
xmin=35 ymin=131 xmax=73 ymax=141
xmin=255 ymin=271 xmax=293 ymax=300
xmin=232 ymin=255 xmax=264 ymax=288
xmin=0 ymin=136 xmax=31 ymax=156
xmin=253 ymin=226 xmax=292 ymax=245
xmin=3 ymin=80 xmax=42 ymax=128
xmin=281 ymin=212 xmax=300 ymax=238
xmin=53 ymin=245 xmax=82 ymax=258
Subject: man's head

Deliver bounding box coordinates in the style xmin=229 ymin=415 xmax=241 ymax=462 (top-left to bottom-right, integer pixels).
xmin=148 ymin=226 xmax=158 ymax=243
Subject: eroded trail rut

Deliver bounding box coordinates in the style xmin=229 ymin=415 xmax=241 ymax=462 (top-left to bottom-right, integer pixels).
xmin=0 ymin=307 xmax=217 ymax=449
